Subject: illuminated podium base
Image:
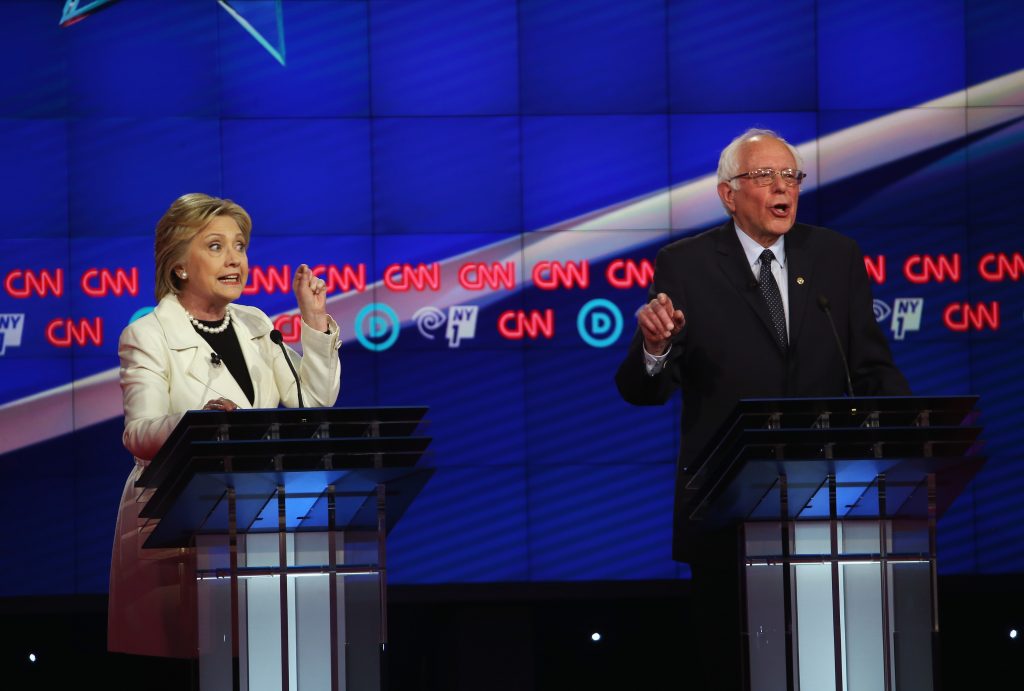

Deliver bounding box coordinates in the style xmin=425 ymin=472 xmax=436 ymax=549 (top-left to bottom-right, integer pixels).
xmin=196 ymin=531 xmax=383 ymax=691
xmin=136 ymin=408 xmax=433 ymax=691
xmin=743 ymin=518 xmax=934 ymax=691
xmin=682 ymin=397 xmax=984 ymax=691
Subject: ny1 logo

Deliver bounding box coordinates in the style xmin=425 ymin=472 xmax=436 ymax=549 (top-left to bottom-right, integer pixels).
xmin=0 ymin=313 xmax=25 ymax=355
xmin=412 ymin=305 xmax=479 ymax=348
xmin=873 ymin=298 xmax=924 ymax=341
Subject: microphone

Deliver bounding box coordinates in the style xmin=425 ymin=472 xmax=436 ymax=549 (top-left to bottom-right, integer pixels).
xmin=817 ymin=295 xmax=854 ymax=397
xmin=270 ymin=329 xmax=304 ymax=408
xmin=210 ymin=352 xmax=221 ymax=366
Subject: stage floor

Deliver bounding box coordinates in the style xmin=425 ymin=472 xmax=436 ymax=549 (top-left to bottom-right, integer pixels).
xmin=1 ymin=576 xmax=1018 ymax=690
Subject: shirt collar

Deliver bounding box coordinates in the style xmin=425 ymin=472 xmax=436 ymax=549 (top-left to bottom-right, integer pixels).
xmin=734 ymin=222 xmax=786 ymax=269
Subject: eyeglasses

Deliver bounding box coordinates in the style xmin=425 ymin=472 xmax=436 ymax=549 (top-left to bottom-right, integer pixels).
xmin=729 ymin=168 xmax=807 ymax=187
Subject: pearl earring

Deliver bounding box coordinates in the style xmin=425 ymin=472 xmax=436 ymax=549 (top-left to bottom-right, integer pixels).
xmin=179 ymin=271 xmax=188 ymax=280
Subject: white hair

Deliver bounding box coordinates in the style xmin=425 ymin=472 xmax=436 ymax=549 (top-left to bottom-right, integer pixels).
xmin=717 ymin=128 xmax=803 ymax=192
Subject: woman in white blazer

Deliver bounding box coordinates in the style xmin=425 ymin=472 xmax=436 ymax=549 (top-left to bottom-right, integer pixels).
xmin=108 ymin=193 xmax=341 ymax=659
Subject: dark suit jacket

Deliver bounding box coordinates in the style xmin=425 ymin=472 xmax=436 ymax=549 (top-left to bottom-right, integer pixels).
xmin=615 ymin=221 xmax=910 ymax=561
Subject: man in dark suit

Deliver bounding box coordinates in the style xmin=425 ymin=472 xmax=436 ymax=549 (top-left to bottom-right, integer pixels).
xmin=615 ymin=129 xmax=909 ymax=689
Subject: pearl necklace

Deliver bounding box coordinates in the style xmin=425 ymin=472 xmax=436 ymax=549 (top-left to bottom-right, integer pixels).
xmin=184 ymin=307 xmax=232 ymax=334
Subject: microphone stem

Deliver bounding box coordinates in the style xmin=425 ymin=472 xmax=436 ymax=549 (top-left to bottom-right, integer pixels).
xmin=821 ymin=301 xmax=854 ymax=397
xmin=276 ymin=341 xmax=304 ymax=407
xmin=269 ymin=330 xmax=304 ymax=407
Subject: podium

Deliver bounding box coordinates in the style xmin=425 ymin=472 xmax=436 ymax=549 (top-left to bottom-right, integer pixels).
xmin=135 ymin=407 xmax=433 ymax=691
xmin=681 ymin=396 xmax=984 ymax=691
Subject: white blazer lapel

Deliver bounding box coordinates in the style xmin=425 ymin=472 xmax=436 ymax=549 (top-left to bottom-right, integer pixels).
xmin=155 ymin=296 xmax=254 ymax=409
xmin=184 ymin=345 xmax=253 ymax=408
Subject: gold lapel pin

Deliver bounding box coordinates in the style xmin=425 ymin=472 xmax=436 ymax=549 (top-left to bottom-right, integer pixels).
xmin=796 ymin=277 xmax=805 ymax=285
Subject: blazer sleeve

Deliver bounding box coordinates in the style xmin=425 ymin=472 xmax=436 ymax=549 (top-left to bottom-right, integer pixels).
xmin=845 ymin=240 xmax=912 ymax=396
xmin=269 ymin=316 xmax=342 ymax=408
xmin=119 ymin=320 xmax=185 ymax=461
xmin=615 ymin=245 xmax=687 ymax=406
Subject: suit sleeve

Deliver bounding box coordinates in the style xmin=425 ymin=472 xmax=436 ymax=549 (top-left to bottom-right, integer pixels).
xmin=615 ymin=246 xmax=687 ymax=405
xmin=845 ymin=240 xmax=912 ymax=396
xmin=119 ymin=322 xmax=185 ymax=461
xmin=269 ymin=316 xmax=342 ymax=408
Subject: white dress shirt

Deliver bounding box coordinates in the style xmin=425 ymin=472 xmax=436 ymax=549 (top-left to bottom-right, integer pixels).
xmin=643 ymin=224 xmax=789 ymax=376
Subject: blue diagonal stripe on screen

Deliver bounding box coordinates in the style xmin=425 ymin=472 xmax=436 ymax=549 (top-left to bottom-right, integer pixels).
xmin=377 ymin=351 xmax=526 ymax=467
xmin=388 ymin=466 xmax=530 ymax=583
xmin=528 ymin=464 xmax=676 ymax=580
xmin=525 ymin=349 xmax=674 ymax=466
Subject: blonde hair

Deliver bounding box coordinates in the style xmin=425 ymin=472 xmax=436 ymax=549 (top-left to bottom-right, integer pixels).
xmin=153 ymin=193 xmax=252 ymax=300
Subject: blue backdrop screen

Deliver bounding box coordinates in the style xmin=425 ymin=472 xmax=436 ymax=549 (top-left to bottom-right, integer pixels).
xmin=1 ymin=0 xmax=1022 ymax=595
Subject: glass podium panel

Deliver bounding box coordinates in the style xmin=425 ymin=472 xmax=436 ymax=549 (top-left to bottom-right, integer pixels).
xmin=744 ymin=520 xmax=933 ymax=691
xmin=195 ymin=530 xmax=383 ymax=691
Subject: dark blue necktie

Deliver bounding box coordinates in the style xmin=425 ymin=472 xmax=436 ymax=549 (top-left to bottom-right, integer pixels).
xmin=758 ymin=249 xmax=788 ymax=350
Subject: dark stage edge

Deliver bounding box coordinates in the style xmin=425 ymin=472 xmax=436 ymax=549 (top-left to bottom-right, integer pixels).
xmin=1 ymin=576 xmax=1019 ymax=690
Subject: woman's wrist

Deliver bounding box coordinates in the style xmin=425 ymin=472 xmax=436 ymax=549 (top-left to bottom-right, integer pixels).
xmin=301 ymin=312 xmax=329 ymax=333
